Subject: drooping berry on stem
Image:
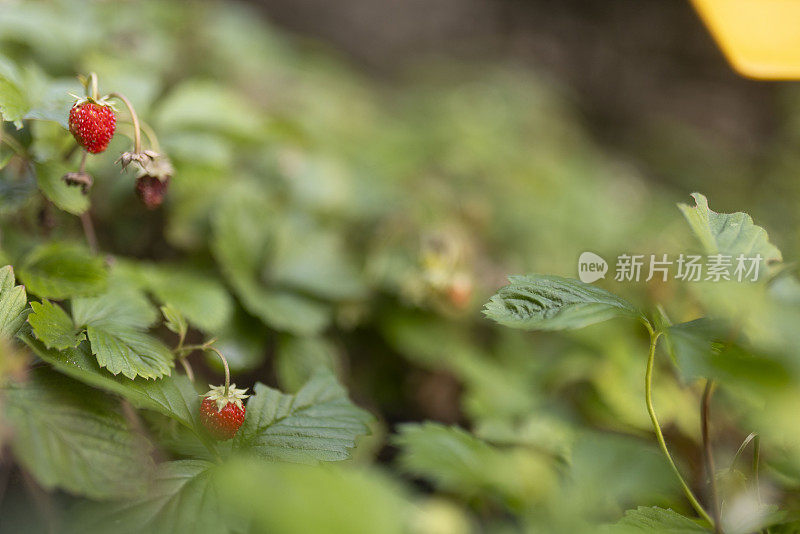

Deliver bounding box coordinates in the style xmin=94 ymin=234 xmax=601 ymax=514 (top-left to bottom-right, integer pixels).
xmin=198 ymin=347 xmax=249 ymax=441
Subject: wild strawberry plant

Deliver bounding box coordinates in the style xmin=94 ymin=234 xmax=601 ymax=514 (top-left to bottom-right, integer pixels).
xmin=2 ymin=1 xmax=800 ymax=533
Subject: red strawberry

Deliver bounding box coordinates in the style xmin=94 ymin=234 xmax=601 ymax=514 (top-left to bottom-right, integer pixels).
xmin=68 ymin=101 xmax=116 ymax=154
xmin=199 ymin=384 xmax=249 ymax=441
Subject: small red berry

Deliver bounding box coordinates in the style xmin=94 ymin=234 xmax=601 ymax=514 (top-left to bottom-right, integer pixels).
xmin=199 ymin=384 xmax=249 ymax=441
xmin=135 ymin=175 xmax=170 ymax=209
xmin=68 ymin=101 xmax=116 ymax=154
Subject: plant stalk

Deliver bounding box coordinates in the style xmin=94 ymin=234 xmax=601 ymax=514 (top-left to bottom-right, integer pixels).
xmin=644 ymin=324 xmax=714 ymax=526
xmin=108 ymin=92 xmax=141 ymax=153
xmin=702 ymin=380 xmax=722 ymax=533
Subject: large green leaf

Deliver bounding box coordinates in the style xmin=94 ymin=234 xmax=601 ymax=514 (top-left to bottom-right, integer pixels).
xmin=2 ymin=368 xmax=154 ymax=500
xmin=678 ymin=193 xmax=782 ymax=272
xmin=73 ymin=284 xmax=173 ymax=379
xmin=215 ymin=459 xmax=408 ymax=534
xmin=234 ymin=371 xmax=372 ymax=462
xmin=34 ymin=161 xmax=89 ymax=215
xmin=0 ymin=264 xmax=27 ymax=338
xmin=27 ymin=299 xmax=85 ymax=349
xmin=67 ymin=460 xmax=237 ymax=534
xmin=20 ymin=332 xmax=201 ymax=434
xmin=606 ymin=506 xmax=708 ymax=533
xmin=18 ymin=243 xmax=107 ymax=299
xmin=483 ymin=274 xmax=642 ymax=331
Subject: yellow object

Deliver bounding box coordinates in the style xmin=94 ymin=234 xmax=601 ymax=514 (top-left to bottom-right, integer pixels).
xmin=691 ymin=0 xmax=800 ymax=80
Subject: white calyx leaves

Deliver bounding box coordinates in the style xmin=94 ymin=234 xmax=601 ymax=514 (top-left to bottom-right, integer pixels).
xmin=203 ymin=384 xmax=250 ymax=411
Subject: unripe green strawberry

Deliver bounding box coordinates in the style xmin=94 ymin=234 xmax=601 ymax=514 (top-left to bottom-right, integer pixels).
xmin=68 ymin=101 xmax=116 ymax=154
xmin=199 ymin=384 xmax=248 ymax=441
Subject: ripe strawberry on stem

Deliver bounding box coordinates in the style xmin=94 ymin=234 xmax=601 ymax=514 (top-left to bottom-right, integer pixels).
xmin=68 ymin=73 xmax=116 ymax=154
xmin=198 ymin=347 xmax=249 ymax=441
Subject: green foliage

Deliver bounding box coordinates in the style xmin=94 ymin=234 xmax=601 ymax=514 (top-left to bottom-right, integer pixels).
xmin=3 ymin=0 xmax=800 ymax=532
xmin=68 ymin=460 xmax=237 ymax=534
xmin=2 ymin=368 xmax=154 ymax=499
xmin=19 ymin=243 xmax=107 ymax=299
xmin=28 ymin=299 xmax=85 ymax=349
xmin=73 ymin=283 xmax=173 ymax=379
xmin=0 ymin=264 xmax=27 ymax=338
xmin=678 ymin=192 xmax=782 ymax=269
xmin=608 ymin=507 xmax=708 ymax=533
xmin=235 ymin=372 xmax=372 ymax=462
xmin=483 ymin=274 xmax=643 ymax=330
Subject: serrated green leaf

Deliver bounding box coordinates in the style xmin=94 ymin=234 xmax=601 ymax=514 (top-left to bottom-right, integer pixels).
xmin=234 ymin=371 xmax=372 ymax=462
xmin=27 ymin=299 xmax=84 ymax=349
xmin=20 ymin=332 xmax=202 ymax=434
xmin=483 ymin=274 xmax=642 ymax=331
xmin=678 ymin=193 xmax=782 ymax=274
xmin=0 ymin=264 xmax=27 ymax=338
xmin=67 ymin=460 xmax=238 ymax=534
xmin=19 ymin=243 xmax=107 ymax=299
xmin=212 ymin=187 xmax=330 ymax=335
xmin=34 ymin=161 xmax=89 ymax=215
xmin=73 ymin=283 xmax=172 ymax=379
xmin=86 ymin=326 xmax=173 ymax=380
xmin=607 ymin=506 xmax=709 ymax=533
xmin=2 ymin=368 xmax=154 ymax=500
xmin=161 ymin=304 xmax=187 ymax=340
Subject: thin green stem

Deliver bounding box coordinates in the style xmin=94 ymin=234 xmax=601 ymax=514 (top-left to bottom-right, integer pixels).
xmin=702 ymin=380 xmax=722 ymax=533
xmin=207 ymin=346 xmax=230 ymax=396
xmin=645 ymin=325 xmax=714 ymax=526
xmin=108 ymin=92 xmax=141 ymax=153
xmin=753 ymin=434 xmax=761 ymax=503
xmin=87 ymin=72 xmax=98 ymax=100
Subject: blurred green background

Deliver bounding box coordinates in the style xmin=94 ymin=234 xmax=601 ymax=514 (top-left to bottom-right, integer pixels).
xmin=1 ymin=0 xmax=800 ymax=532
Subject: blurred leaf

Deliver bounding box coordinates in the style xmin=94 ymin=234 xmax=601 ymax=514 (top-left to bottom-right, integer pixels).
xmin=2 ymin=368 xmax=154 ymax=500
xmin=678 ymin=193 xmax=782 ymax=270
xmin=0 ymin=264 xmax=27 ymax=338
xmin=393 ymin=422 xmax=555 ymax=509
xmin=160 ymin=304 xmax=187 ymax=340
xmin=234 ymin=371 xmax=372 ymax=462
xmin=138 ymin=265 xmax=232 ymax=333
xmin=276 ymin=335 xmax=338 ymax=391
xmin=68 ymin=460 xmax=237 ymax=534
xmin=19 ymin=242 xmax=107 ymax=299
xmin=269 ymin=218 xmax=368 ymax=301
xmin=0 ymin=72 xmax=27 ymax=126
xmin=34 ymin=161 xmax=89 ymax=215
xmin=27 ymin=299 xmax=85 ymax=349
xmin=607 ymin=506 xmax=708 ymax=532
xmin=215 ymin=459 xmax=408 ymax=534
xmin=156 ymin=81 xmax=263 ymax=139
xmin=74 ymin=283 xmax=173 ymax=379
xmin=664 ymin=319 xmax=790 ymax=391
xmin=484 ymin=274 xmax=642 ymax=331
xmin=212 ymin=186 xmax=329 ymax=334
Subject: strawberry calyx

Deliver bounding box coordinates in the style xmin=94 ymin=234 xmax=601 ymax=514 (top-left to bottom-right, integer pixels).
xmin=202 ymin=383 xmax=249 ymax=412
